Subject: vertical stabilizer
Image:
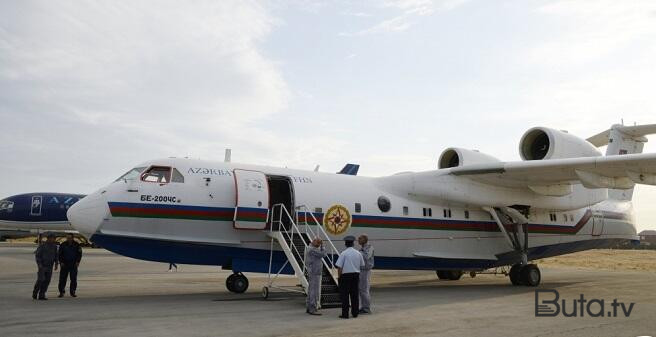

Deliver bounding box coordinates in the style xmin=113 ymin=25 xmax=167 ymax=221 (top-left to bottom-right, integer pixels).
xmin=587 ymin=124 xmax=656 ymax=200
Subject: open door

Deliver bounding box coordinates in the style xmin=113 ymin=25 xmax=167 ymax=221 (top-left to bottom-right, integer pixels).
xmin=233 ymin=169 xmax=269 ymax=230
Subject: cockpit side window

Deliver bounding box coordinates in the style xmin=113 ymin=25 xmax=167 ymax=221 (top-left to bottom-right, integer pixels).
xmin=141 ymin=166 xmax=172 ymax=184
xmin=0 ymin=200 xmax=14 ymax=212
xmin=115 ymin=167 xmax=147 ymax=182
xmin=171 ymin=168 xmax=185 ymax=183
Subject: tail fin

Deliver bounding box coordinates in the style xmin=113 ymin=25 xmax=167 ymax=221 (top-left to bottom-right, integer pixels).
xmin=337 ymin=164 xmax=360 ymax=176
xmin=587 ymin=123 xmax=656 ymax=200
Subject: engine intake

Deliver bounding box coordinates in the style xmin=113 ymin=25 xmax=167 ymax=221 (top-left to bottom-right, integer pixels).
xmin=438 ymin=148 xmax=500 ymax=169
xmin=519 ymin=127 xmax=600 ymax=160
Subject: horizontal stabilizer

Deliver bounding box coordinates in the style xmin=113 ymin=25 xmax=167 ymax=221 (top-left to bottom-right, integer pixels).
xmin=587 ymin=124 xmax=656 ymax=147
xmin=337 ymin=163 xmax=360 ymax=176
xmin=413 ymin=251 xmax=498 ymax=261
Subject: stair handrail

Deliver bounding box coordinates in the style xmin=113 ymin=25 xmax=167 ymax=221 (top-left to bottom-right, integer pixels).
xmin=270 ymin=203 xmax=308 ymax=279
xmin=294 ymin=205 xmax=340 ymax=274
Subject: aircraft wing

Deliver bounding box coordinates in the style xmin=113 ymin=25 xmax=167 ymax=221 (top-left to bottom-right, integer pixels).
xmin=449 ymin=153 xmax=656 ymax=192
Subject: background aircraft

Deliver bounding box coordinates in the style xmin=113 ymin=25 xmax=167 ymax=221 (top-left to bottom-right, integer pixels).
xmin=0 ymin=192 xmax=85 ymax=241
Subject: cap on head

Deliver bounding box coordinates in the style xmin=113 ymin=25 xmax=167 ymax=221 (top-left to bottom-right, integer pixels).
xmin=46 ymin=233 xmax=56 ymax=238
xmin=343 ymin=235 xmax=356 ymax=242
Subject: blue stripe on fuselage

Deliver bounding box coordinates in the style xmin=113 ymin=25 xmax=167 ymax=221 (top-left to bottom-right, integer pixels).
xmin=90 ymin=233 xmax=631 ymax=272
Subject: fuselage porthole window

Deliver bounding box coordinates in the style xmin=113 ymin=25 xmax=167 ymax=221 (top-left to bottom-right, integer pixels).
xmin=377 ymin=196 xmax=391 ymax=213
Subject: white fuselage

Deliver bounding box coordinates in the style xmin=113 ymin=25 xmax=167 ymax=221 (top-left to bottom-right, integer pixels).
xmin=67 ymin=158 xmax=639 ymax=272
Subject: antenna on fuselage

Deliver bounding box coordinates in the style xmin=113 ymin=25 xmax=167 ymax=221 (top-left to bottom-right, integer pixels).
xmin=314 ymin=165 xmax=320 ymax=172
xmin=224 ymin=149 xmax=232 ymax=163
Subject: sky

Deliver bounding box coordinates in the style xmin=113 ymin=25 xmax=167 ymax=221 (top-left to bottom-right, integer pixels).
xmin=1 ymin=0 xmax=655 ymax=231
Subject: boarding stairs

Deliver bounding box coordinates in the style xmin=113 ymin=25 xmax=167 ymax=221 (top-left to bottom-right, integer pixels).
xmin=265 ymin=204 xmax=341 ymax=308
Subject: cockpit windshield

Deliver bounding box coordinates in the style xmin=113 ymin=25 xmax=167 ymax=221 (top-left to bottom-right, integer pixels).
xmin=141 ymin=166 xmax=172 ymax=183
xmin=114 ymin=167 xmax=147 ymax=182
xmin=0 ymin=200 xmax=14 ymax=212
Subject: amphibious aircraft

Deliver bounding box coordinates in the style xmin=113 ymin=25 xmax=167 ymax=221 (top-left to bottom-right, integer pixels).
xmin=0 ymin=193 xmax=85 ymax=236
xmin=67 ymin=124 xmax=656 ymax=307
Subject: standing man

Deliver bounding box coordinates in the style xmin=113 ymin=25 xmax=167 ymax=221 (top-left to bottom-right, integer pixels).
xmin=58 ymin=233 xmax=82 ymax=297
xmin=358 ymin=234 xmax=374 ymax=314
xmin=33 ymin=233 xmax=59 ymax=300
xmin=335 ymin=235 xmax=364 ymax=319
xmin=305 ymin=237 xmax=326 ymax=315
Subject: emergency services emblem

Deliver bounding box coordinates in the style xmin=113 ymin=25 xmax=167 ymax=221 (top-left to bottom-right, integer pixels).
xmin=323 ymin=204 xmax=352 ymax=235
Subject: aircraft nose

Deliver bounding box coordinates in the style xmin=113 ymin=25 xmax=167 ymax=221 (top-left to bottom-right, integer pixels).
xmin=67 ymin=192 xmax=109 ymax=238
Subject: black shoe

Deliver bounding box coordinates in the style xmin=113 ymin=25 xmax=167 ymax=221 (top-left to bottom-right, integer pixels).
xmin=70 ymin=293 xmax=77 ymax=298
xmin=32 ymin=293 xmax=37 ymax=300
xmin=38 ymin=297 xmax=48 ymax=301
xmin=352 ymin=314 xmax=358 ymax=318
xmin=359 ymin=309 xmax=371 ymax=314
xmin=58 ymin=293 xmax=64 ymax=298
xmin=339 ymin=315 xmax=349 ymax=319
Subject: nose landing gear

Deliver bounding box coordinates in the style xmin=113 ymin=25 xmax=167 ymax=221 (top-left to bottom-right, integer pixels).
xmin=226 ymin=272 xmax=249 ymax=293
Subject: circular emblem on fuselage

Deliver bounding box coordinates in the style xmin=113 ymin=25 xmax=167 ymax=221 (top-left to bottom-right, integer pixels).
xmin=323 ymin=204 xmax=352 ymax=236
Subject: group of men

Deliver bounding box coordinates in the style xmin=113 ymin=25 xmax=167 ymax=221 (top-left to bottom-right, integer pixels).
xmin=32 ymin=233 xmax=83 ymax=300
xmin=305 ymin=234 xmax=374 ymax=319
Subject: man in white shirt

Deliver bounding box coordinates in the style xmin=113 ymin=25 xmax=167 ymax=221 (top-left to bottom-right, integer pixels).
xmin=335 ymin=235 xmax=365 ymax=319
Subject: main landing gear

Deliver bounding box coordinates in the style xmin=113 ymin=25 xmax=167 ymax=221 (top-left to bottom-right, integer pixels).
xmin=226 ymin=272 xmax=249 ymax=293
xmin=508 ymin=263 xmax=541 ymax=287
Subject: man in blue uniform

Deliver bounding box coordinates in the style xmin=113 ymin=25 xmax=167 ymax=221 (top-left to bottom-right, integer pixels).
xmin=58 ymin=233 xmax=83 ymax=297
xmin=33 ymin=233 xmax=59 ymax=300
xmin=335 ymin=235 xmax=364 ymax=319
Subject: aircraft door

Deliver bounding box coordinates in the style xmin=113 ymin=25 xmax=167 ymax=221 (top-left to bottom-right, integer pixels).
xmin=592 ymin=214 xmax=604 ymax=236
xmin=233 ymin=169 xmax=269 ymax=230
xmin=31 ymin=195 xmax=42 ymax=216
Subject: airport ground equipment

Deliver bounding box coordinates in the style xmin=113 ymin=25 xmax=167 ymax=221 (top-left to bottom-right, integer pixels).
xmin=263 ymin=204 xmax=341 ymax=308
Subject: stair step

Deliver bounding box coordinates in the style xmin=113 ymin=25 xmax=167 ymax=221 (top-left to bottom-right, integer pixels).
xmin=320 ymin=303 xmax=342 ymax=308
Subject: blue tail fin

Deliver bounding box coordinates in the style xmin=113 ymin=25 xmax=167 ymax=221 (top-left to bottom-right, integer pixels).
xmin=337 ymin=164 xmax=360 ymax=176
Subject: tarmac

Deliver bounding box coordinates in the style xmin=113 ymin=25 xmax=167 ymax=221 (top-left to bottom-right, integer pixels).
xmin=0 ymin=243 xmax=655 ymax=337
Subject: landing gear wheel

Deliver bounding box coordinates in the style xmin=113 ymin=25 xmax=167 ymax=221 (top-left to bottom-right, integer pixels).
xmin=262 ymin=286 xmax=269 ymax=300
xmin=509 ymin=264 xmax=523 ymax=286
xmin=520 ymin=264 xmax=541 ymax=287
xmin=231 ymin=273 xmax=249 ymax=293
xmin=447 ymin=270 xmax=463 ymax=280
xmin=226 ymin=274 xmax=237 ymax=292
xmin=436 ymin=270 xmax=463 ymax=280
xmin=436 ymin=271 xmax=449 ymax=280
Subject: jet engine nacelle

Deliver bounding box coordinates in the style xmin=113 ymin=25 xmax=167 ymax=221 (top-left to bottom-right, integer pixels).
xmin=438 ymin=148 xmax=500 ymax=169
xmin=519 ymin=127 xmax=601 ymax=160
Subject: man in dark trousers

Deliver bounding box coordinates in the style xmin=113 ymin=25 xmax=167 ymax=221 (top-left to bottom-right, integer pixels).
xmin=58 ymin=233 xmax=82 ymax=297
xmin=335 ymin=235 xmax=364 ymax=319
xmin=33 ymin=233 xmax=59 ymax=300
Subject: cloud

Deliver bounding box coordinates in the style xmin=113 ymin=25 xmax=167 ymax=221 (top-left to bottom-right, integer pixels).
xmin=342 ymin=0 xmax=469 ymax=36
xmin=525 ymin=0 xmax=656 ymax=68
xmin=0 ymin=1 xmax=292 ymax=194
